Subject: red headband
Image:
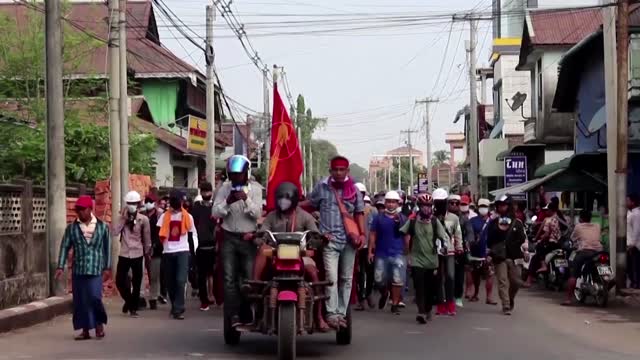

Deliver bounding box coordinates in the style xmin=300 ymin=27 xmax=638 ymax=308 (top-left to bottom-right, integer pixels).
xmin=331 ymin=157 xmax=349 ymax=169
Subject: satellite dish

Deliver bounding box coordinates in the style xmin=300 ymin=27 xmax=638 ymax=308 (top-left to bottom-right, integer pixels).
xmin=588 ymin=105 xmax=606 ymax=133
xmin=508 ymin=92 xmax=528 ymax=111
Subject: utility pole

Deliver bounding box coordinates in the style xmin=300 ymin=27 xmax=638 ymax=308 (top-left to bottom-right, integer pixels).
xmin=603 ymin=0 xmax=619 ymax=279
xmin=45 ymin=0 xmax=66 ymax=296
xmin=108 ymin=0 xmax=121 ymax=271
xmin=205 ymin=5 xmax=216 ymax=183
xmin=397 ymin=157 xmax=401 ymax=190
xmin=119 ymin=0 xmax=129 ymax=195
xmin=401 ymin=128 xmax=418 ymax=195
xmin=615 ymin=0 xmax=630 ymax=291
xmin=416 ymin=98 xmax=439 ymax=192
xmin=309 ymin=143 xmax=314 ymax=192
xmin=262 ymin=66 xmax=276 ymax=189
xmin=467 ymin=18 xmax=479 ymax=200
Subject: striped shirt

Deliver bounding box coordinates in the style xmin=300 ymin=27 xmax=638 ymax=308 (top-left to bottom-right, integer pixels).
xmin=57 ymin=217 xmax=112 ymax=276
xmin=309 ymin=178 xmax=364 ymax=244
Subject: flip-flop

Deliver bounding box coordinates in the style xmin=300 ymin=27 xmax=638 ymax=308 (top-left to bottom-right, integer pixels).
xmin=485 ymin=300 xmax=498 ymax=305
xmin=326 ymin=317 xmax=340 ymax=329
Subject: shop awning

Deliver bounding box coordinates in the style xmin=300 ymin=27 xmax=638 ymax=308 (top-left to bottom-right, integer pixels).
xmin=490 ymin=167 xmax=607 ymax=198
xmin=534 ymin=157 xmax=571 ymax=178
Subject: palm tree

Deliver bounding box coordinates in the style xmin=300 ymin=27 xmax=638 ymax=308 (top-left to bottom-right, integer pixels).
xmin=431 ymin=150 xmax=450 ymax=167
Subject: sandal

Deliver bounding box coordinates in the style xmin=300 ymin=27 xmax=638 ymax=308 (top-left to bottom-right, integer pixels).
xmin=326 ymin=317 xmax=340 ymax=330
xmin=75 ymin=332 xmax=91 ymax=341
xmin=338 ymin=317 xmax=348 ymax=328
xmin=317 ymin=322 xmax=331 ymax=333
xmin=485 ymin=300 xmax=498 ymax=305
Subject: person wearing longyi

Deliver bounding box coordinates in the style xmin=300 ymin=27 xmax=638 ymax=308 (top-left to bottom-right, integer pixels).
xmin=156 ymin=190 xmax=198 ymax=320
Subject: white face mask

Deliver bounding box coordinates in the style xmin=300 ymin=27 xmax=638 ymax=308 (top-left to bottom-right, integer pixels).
xmin=145 ymin=203 xmax=155 ymax=211
xmin=478 ymin=207 xmax=489 ymax=216
xmin=127 ymin=205 xmax=138 ymax=213
xmin=460 ymin=205 xmax=470 ymax=213
xmin=277 ymin=198 xmax=292 ymax=211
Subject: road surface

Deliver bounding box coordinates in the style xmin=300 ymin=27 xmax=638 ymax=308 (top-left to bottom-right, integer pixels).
xmin=1 ymin=289 xmax=639 ymax=359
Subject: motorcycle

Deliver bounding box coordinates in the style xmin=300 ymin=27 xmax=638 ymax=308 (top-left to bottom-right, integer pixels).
xmin=573 ymin=251 xmax=614 ymax=307
xmin=226 ymin=230 xmax=351 ymax=360
xmin=541 ymin=240 xmax=572 ymax=291
xmin=519 ymin=216 xmax=538 ymax=282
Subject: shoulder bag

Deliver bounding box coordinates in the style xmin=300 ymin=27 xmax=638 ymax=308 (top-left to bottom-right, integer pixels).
xmin=331 ymin=188 xmax=361 ymax=246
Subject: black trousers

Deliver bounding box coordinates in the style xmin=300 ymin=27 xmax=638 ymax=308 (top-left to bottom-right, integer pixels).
xmin=356 ymin=248 xmax=375 ymax=302
xmin=197 ymin=247 xmax=216 ymax=304
xmin=116 ymin=256 xmax=143 ymax=312
xmin=412 ymin=266 xmax=439 ymax=314
xmin=159 ymin=256 xmax=167 ymax=297
xmin=530 ymin=241 xmax=560 ymax=274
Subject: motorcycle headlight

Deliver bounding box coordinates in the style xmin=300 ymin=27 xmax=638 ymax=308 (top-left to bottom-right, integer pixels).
xmin=277 ymin=244 xmax=300 ymax=260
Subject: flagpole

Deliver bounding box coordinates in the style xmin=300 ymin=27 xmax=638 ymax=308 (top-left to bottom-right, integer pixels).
xmin=266 ymin=65 xmax=278 ymax=195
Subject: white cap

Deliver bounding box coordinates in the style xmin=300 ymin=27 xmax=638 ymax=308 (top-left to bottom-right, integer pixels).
xmin=124 ymin=191 xmax=142 ymax=203
xmin=432 ymin=188 xmax=448 ymax=200
xmin=448 ymin=194 xmax=461 ymax=201
xmin=478 ymin=198 xmax=491 ymax=207
xmin=364 ymin=195 xmax=371 ymax=203
xmin=355 ymin=182 xmax=367 ymax=193
xmin=194 ymin=195 xmax=203 ymax=203
xmin=385 ymin=190 xmax=401 ymax=201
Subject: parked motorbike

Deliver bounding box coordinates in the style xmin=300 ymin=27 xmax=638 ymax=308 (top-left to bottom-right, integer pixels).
xmin=226 ymin=230 xmax=351 ymax=360
xmin=573 ymin=251 xmax=613 ymax=307
xmin=541 ymin=240 xmax=572 ymax=291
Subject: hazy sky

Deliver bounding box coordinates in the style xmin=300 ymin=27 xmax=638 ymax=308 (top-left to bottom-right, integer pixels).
xmin=159 ymin=0 xmax=497 ymax=168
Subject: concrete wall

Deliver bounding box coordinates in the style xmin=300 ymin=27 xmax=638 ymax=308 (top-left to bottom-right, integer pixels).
xmin=495 ymin=54 xmax=529 ymax=136
xmin=479 ymin=138 xmax=509 ymax=177
xmin=154 ymin=143 xmax=173 ymax=187
xmin=0 ymin=183 xmax=85 ymax=310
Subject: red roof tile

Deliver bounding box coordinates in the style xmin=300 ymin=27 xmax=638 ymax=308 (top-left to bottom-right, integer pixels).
xmin=0 ymin=1 xmax=201 ymax=78
xmin=527 ymin=7 xmax=602 ymax=46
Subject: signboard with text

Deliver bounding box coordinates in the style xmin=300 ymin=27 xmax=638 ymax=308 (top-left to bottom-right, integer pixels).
xmin=187 ymin=115 xmax=207 ymax=152
xmin=504 ymin=155 xmax=527 ymax=201
xmin=417 ymin=172 xmax=428 ymax=193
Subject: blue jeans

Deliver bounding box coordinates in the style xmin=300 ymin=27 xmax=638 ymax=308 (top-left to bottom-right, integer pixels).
xmin=374 ymin=255 xmax=406 ymax=287
xmin=323 ymin=241 xmax=356 ymax=319
xmin=163 ymin=251 xmax=189 ymax=316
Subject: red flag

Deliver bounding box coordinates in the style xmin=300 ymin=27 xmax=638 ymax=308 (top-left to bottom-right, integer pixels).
xmin=267 ymin=83 xmax=303 ymax=211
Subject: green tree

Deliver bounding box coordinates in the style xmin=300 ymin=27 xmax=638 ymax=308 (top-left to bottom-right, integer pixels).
xmin=389 ymin=158 xmax=426 ymax=193
xmin=432 ymin=150 xmax=451 ymax=167
xmin=349 ymin=163 xmax=368 ymax=183
xmin=308 ymin=139 xmax=338 ymax=185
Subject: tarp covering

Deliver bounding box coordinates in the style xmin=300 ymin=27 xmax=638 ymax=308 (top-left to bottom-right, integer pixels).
xmin=142 ymin=80 xmax=179 ymax=127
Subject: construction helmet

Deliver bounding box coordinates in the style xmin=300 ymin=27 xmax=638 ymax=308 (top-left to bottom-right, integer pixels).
xmin=432 ymin=188 xmax=449 ymax=201
xmin=124 ymin=191 xmax=142 ymax=204
xmin=385 ymin=190 xmax=402 ymax=201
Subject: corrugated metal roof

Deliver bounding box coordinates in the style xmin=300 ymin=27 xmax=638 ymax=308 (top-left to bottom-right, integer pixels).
xmin=528 ymin=7 xmax=602 ymax=46
xmin=0 ymin=1 xmax=200 ymax=78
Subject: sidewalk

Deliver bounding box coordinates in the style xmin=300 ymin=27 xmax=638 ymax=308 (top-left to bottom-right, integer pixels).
xmin=0 ymin=295 xmax=72 ymax=334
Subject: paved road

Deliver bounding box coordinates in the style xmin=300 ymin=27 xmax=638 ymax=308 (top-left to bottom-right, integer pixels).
xmin=1 ymin=289 xmax=639 ymax=360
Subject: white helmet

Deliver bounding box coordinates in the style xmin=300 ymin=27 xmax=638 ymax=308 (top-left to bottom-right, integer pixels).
xmin=364 ymin=195 xmax=371 ymax=203
xmin=194 ymin=195 xmax=203 ymax=203
xmin=432 ymin=188 xmax=448 ymax=201
xmin=124 ymin=191 xmax=142 ymax=203
xmin=385 ymin=190 xmax=401 ymax=201
xmin=355 ymin=182 xmax=367 ymax=193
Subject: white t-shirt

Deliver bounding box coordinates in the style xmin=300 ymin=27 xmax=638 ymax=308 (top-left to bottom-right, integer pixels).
xmin=157 ymin=211 xmax=199 ymax=254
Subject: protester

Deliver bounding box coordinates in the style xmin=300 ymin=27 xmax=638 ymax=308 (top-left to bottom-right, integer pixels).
xmin=191 ymin=182 xmax=217 ymax=311
xmin=143 ymin=195 xmax=164 ymax=310
xmin=526 ymin=201 xmax=562 ymax=286
xmin=213 ymin=155 xmax=262 ymax=326
xmin=401 ymin=193 xmax=449 ymax=324
xmin=308 ymin=155 xmax=365 ymax=329
xmin=368 ymin=191 xmax=407 ymax=315
xmin=432 ymin=188 xmax=462 ymax=316
xmin=113 ymin=191 xmax=151 ymax=318
xmin=467 ymin=198 xmax=496 ymax=305
xmin=356 ymin=190 xmax=378 ymax=311
xmin=486 ymin=195 xmax=527 ymax=315
xmin=255 ymin=181 xmax=329 ymax=331
xmin=562 ymin=209 xmax=603 ymax=305
xmin=450 ymin=194 xmax=474 ymax=308
xmin=157 ymin=190 xmax=199 ymax=320
xmin=55 ymin=195 xmax=111 ymax=340
xmin=627 ymin=194 xmax=640 ymax=288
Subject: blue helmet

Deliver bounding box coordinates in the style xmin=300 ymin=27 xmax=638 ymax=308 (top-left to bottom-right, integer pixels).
xmin=226 ymin=155 xmax=251 ymax=176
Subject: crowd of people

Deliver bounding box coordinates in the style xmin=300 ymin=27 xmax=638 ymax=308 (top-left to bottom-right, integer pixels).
xmin=56 ymin=154 xmax=624 ymax=340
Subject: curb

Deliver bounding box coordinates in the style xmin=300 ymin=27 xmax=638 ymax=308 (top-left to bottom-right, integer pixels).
xmin=0 ymin=295 xmax=72 ymax=334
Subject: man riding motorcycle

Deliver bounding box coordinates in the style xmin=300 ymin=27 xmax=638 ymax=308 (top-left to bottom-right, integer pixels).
xmin=251 ymin=181 xmax=330 ymax=331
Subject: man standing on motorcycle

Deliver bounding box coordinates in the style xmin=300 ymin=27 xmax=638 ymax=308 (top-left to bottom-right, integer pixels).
xmin=308 ymin=156 xmax=365 ymax=330
xmin=213 ymin=155 xmax=263 ymax=327
xmin=368 ymin=191 xmax=408 ymax=315
xmin=562 ymin=209 xmax=603 ymax=305
xmin=486 ymin=195 xmax=527 ymax=315
xmin=251 ymin=181 xmax=330 ymax=331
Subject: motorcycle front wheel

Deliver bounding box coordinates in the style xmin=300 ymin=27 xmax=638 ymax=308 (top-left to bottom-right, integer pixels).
xmin=278 ymin=303 xmax=296 ymax=360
